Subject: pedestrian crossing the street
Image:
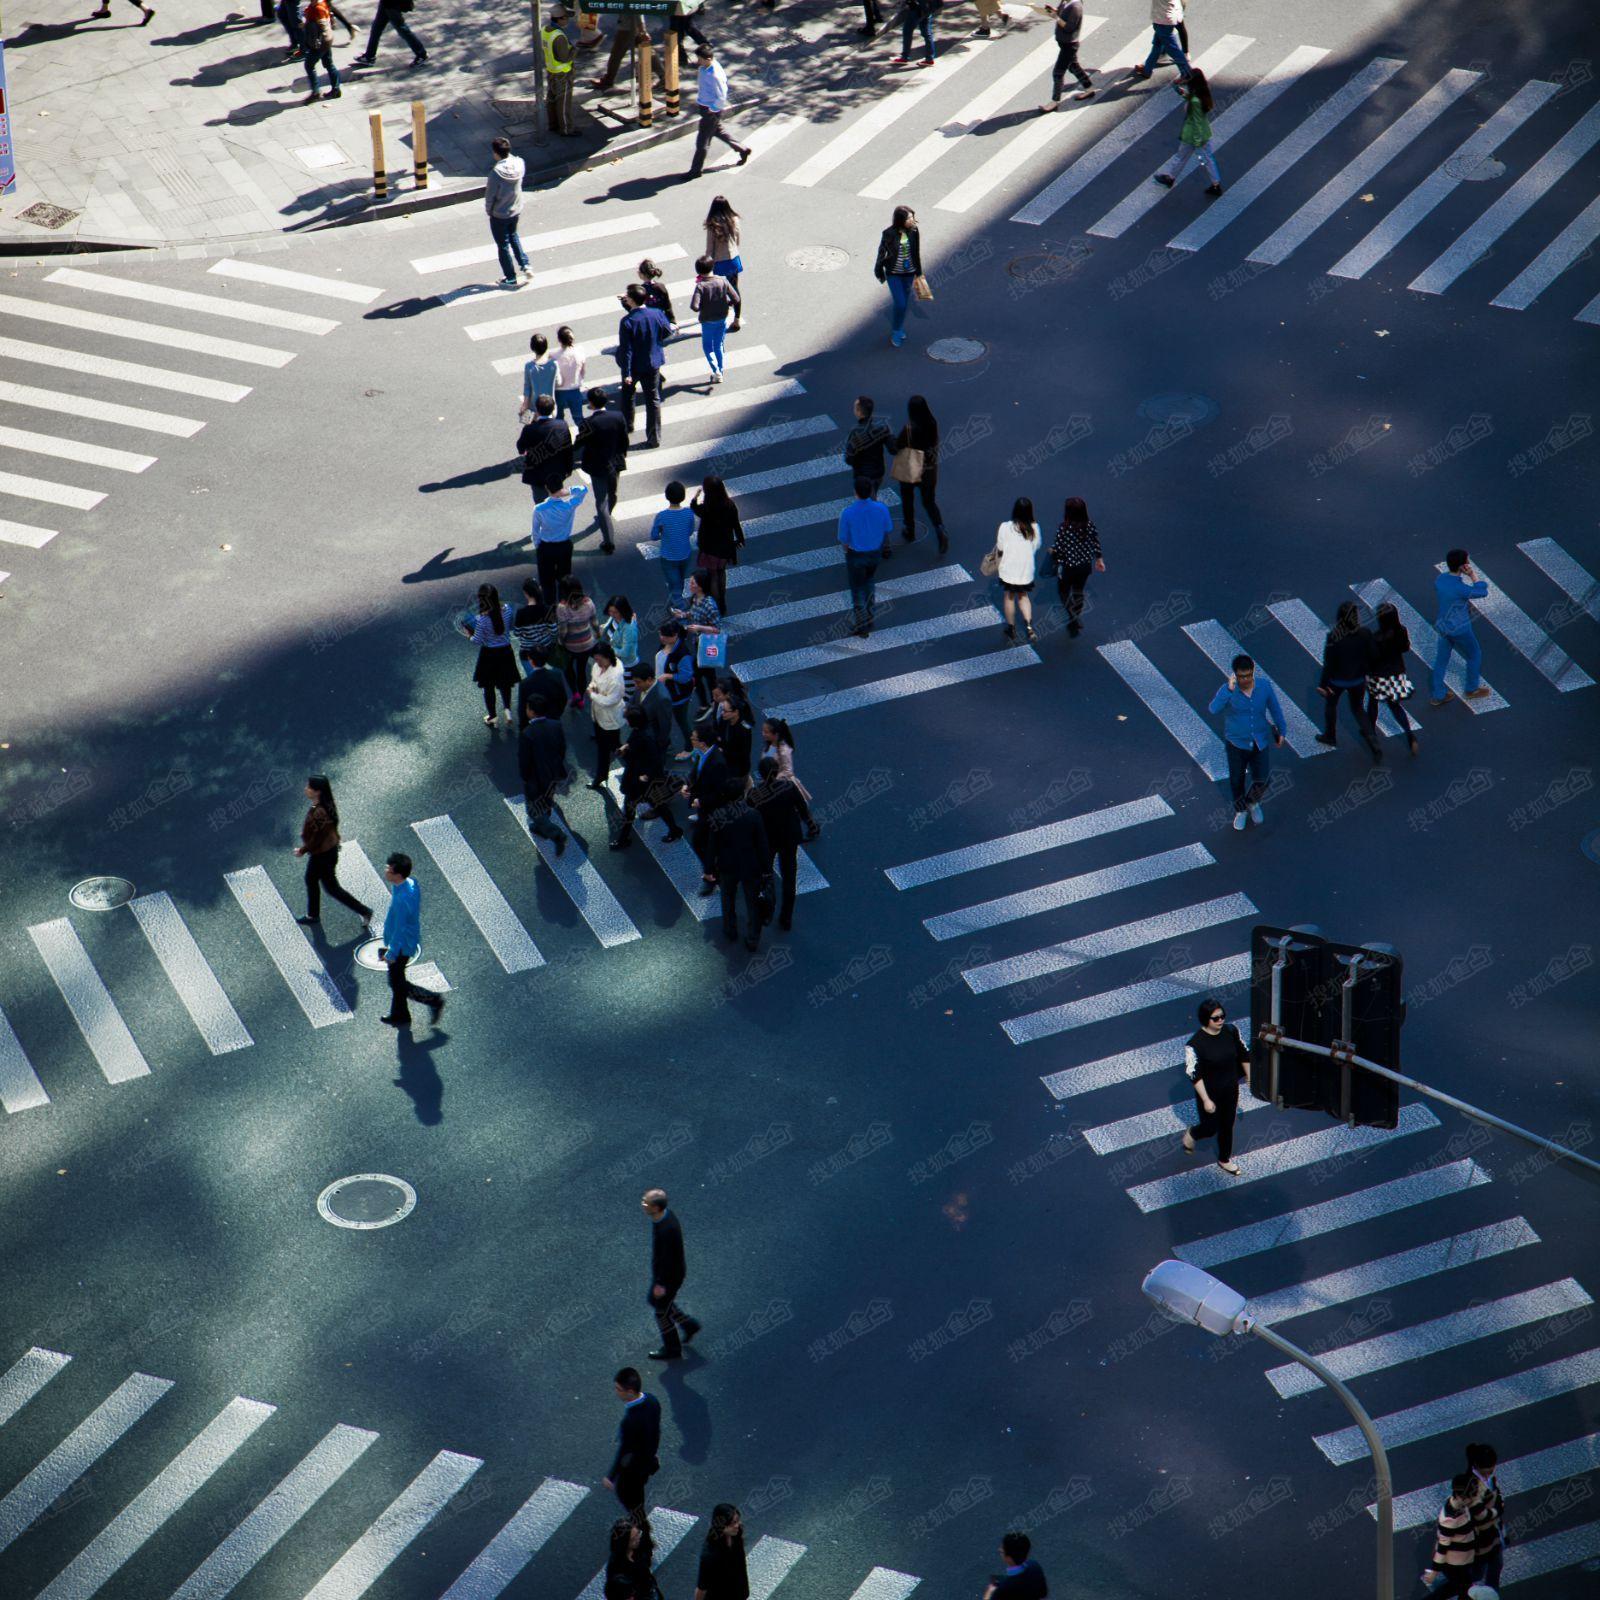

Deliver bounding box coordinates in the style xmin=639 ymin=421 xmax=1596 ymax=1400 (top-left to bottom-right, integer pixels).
xmin=0 ymin=1347 xmax=916 ymax=1600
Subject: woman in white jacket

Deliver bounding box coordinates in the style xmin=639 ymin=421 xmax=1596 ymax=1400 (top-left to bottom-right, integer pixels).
xmin=994 ymin=496 xmax=1042 ymax=644
xmin=586 ymin=642 xmax=627 ymax=789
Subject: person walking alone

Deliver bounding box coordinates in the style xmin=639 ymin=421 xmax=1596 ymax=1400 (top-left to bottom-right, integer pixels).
xmin=1465 ymin=1441 xmax=1505 ymax=1592
xmin=688 ymin=48 xmax=752 ymax=177
xmin=990 ymin=495 xmax=1042 ymax=644
xmin=485 ymin=138 xmax=530 ymax=287
xmin=1152 ymin=68 xmax=1222 ymax=197
xmin=354 ymin=0 xmax=426 ymax=66
xmin=1364 ymin=600 xmax=1419 ymax=753
xmin=892 ymin=0 xmax=937 ymax=66
xmin=891 ymin=394 xmax=949 ymax=551
xmin=1431 ymin=548 xmax=1492 ymax=705
xmin=1206 ymin=654 xmax=1287 ymax=831
xmin=1316 ymin=600 xmax=1382 ymax=761
xmin=460 ymin=583 xmax=521 ymax=727
xmin=293 ymin=775 xmax=373 ymax=930
xmin=839 ymin=477 xmax=893 ymax=638
xmin=642 ymin=1188 xmax=701 ymax=1358
xmin=1041 ymin=0 xmax=1094 ymax=109
xmin=1421 ymin=1476 xmax=1483 ymax=1599
xmin=1130 ymin=0 xmax=1189 ymax=81
xmin=703 ymin=196 xmax=744 ymax=330
xmin=1049 ymin=495 xmax=1103 ymax=637
xmin=694 ymin=1505 xmax=750 ymax=1600
xmin=874 ymin=205 xmax=923 ymax=350
xmin=378 ymin=852 xmax=444 ymax=1028
xmin=617 ymin=285 xmax=672 ymax=449
xmin=690 ymin=257 xmax=739 ymax=384
xmin=1181 ymin=997 xmax=1248 ymax=1176
xmin=602 ymin=1368 xmax=662 ymax=1515
xmin=544 ymin=4 xmax=581 ymax=136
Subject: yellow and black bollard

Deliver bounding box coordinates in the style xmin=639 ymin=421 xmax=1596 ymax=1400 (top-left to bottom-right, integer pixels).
xmin=664 ymin=31 xmax=679 ymax=117
xmin=411 ymin=101 xmax=429 ymax=190
xmin=638 ymin=35 xmax=654 ymax=128
xmin=369 ymin=111 xmax=387 ymax=201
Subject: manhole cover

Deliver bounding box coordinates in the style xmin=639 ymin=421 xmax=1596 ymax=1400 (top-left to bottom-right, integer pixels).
xmin=1006 ymin=246 xmax=1091 ymax=283
xmin=70 ymin=876 xmax=135 ymax=911
xmin=928 ymin=336 xmax=987 ymax=364
xmin=294 ymin=143 xmax=353 ymax=172
xmin=1444 ymin=155 xmax=1506 ymax=182
xmin=785 ymin=246 xmax=851 ymax=272
xmin=1138 ymin=392 xmax=1219 ymax=426
xmin=16 ymin=202 xmax=81 ymax=231
xmin=1582 ymin=828 xmax=1600 ymax=867
xmin=317 ymin=1174 xmax=417 ymax=1231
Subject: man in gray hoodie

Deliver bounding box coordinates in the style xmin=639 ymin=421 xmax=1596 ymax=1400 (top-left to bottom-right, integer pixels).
xmin=485 ymin=138 xmax=530 ymax=289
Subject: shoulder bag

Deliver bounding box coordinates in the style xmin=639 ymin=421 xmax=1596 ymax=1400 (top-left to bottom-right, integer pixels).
xmin=911 ymin=273 xmax=934 ymax=301
xmin=890 ymin=444 xmax=924 ymax=484
xmin=980 ymin=548 xmax=1002 ymax=578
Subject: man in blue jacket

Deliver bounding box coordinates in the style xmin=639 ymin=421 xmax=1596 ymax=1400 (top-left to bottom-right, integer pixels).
xmin=1207 ymin=654 xmax=1286 ymax=833
xmin=1431 ymin=548 xmax=1492 ymax=705
xmin=615 ymin=283 xmax=672 ymax=449
xmin=378 ymin=852 xmax=445 ymax=1027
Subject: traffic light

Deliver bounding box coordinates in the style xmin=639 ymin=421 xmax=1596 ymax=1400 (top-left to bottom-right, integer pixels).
xmin=1249 ymin=926 xmax=1404 ymax=1129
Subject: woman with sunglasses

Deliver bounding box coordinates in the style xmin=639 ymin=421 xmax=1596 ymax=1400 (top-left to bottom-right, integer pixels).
xmin=1182 ymin=997 xmax=1249 ymax=1175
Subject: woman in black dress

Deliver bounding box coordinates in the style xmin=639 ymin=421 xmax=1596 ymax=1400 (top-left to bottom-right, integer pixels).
xmin=694 ymin=1503 xmax=749 ymax=1600
xmin=1316 ymin=599 xmax=1381 ymax=760
xmin=691 ymin=474 xmax=744 ymax=614
xmin=460 ymin=582 xmax=521 ymax=727
xmin=891 ymin=394 xmax=948 ymax=553
xmin=604 ymin=1516 xmax=658 ymax=1600
xmin=1181 ymin=996 xmax=1249 ymax=1175
xmin=1364 ymin=599 xmax=1420 ymax=755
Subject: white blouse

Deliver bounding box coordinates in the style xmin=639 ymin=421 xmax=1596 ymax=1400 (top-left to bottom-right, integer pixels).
xmin=588 ymin=659 xmax=625 ymax=731
xmin=555 ymin=345 xmax=586 ymax=390
xmin=995 ymin=521 xmax=1042 ymax=587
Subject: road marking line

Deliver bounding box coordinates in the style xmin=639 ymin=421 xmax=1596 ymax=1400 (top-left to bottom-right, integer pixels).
xmin=338 ymin=841 xmax=449 ymax=992
xmin=1003 ymin=950 xmax=1251 ymax=1047
xmin=0 ymin=1373 xmax=174 ymax=1555
xmin=1499 ymin=1518 xmax=1600 ymax=1586
xmin=845 ymin=1569 xmax=921 ymax=1600
xmin=1438 ymin=558 xmax=1592 ymax=690
xmin=628 ymin=413 xmax=838 ymax=476
xmin=0 ymin=292 xmax=295 ymax=367
xmin=0 ymin=335 xmax=252 ymax=402
xmin=1494 ymin=193 xmax=1600 ymax=309
xmin=1097 ymin=639 xmax=1229 ymax=780
xmin=637 ymin=377 xmax=808 ymax=431
xmin=501 ymin=795 xmax=642 ymax=948
xmin=637 ymin=493 xmax=851 ymax=549
xmin=616 ymin=443 xmax=836 ymax=520
xmin=172 ymin=1425 xmax=379 ymax=1600
xmin=0 ymin=422 xmax=155 ymax=474
xmin=0 ymin=1002 xmax=51 ymax=1113
xmin=709 ymin=541 xmax=845 ymax=590
xmin=480 ymin=245 xmax=689 ymax=309
xmin=1352 ymin=578 xmax=1508 ymax=711
xmin=0 ymin=379 xmax=203 ymax=438
xmin=224 ymin=866 xmax=354 ymax=1027
xmin=510 ymin=339 xmax=776 ymax=384
xmin=1518 ymin=536 xmax=1600 ymax=623
xmin=438 ymin=1478 xmax=590 ymax=1600
xmin=573 ymin=1508 xmax=698 ymax=1600
xmin=37 ymin=1397 xmax=275 ymax=1600
xmin=1084 ymin=1082 xmax=1268 ymax=1155
xmin=1327 ymin=79 xmax=1559 ymax=279
xmin=411 ymin=212 xmax=663 ymax=275
xmin=466 ymin=277 xmax=694 ymax=341
xmin=1183 ymin=618 xmax=1327 ymax=756
xmin=748 ymin=1535 xmax=808 ymax=1600
xmin=27 ymin=917 xmax=152 ymax=1082
xmin=1266 ymin=598 xmax=1421 ymax=737
xmin=926 ymin=841 xmax=1214 ymax=942
xmin=209 ymin=259 xmax=383 ymax=304
xmin=728 ymin=564 xmax=969 ymax=637
xmin=737 ymin=605 xmax=1002 ymax=684
xmin=0 ymin=517 xmax=59 ymax=548
xmin=1042 ymin=1031 xmax=1194 ymax=1098
xmin=45 ymin=268 xmax=339 ymax=335
xmin=0 ymin=1348 xmax=71 ymax=1427
xmin=410 ymin=816 xmax=546 ymax=973
xmin=128 ymin=892 xmax=253 ymax=1054
xmin=0 ymin=469 xmax=106 ymax=511
xmin=1384 ymin=1430 xmax=1600 ymax=1530
xmin=767 ymin=644 xmax=1040 ymax=725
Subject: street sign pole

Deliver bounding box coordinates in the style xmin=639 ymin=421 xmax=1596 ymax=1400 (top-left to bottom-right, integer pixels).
xmin=0 ymin=41 xmax=18 ymax=196
xmin=531 ymin=0 xmax=548 ymax=139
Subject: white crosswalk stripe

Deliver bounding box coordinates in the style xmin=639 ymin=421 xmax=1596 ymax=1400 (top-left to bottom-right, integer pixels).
xmin=27 ymin=917 xmax=152 ymax=1083
xmin=707 ymin=541 xmax=857 ymax=592
xmin=466 ymin=278 xmax=694 ymax=341
xmin=0 ymin=470 xmax=106 ymax=511
xmin=0 ymin=422 xmax=155 ymax=474
xmin=736 ymin=605 xmax=1001 ymax=684
xmin=726 ymin=565 xmax=969 ymax=637
xmin=1041 ymin=1031 xmax=1193 ymax=1099
xmin=627 ymin=414 xmax=839 ymax=477
xmin=209 ymin=259 xmax=383 ymax=304
xmin=128 ymin=892 xmax=253 ymax=1055
xmin=411 ymin=213 xmax=664 ymax=275
xmin=1182 ymin=618 xmax=1327 ymax=757
xmin=747 ymin=1535 xmax=808 ymax=1600
xmin=1494 ymin=193 xmax=1600 ymax=312
xmin=0 ymin=335 xmax=252 ymax=402
xmin=0 ymin=292 xmax=296 ymax=366
xmin=846 ymin=1569 xmax=921 ymax=1600
xmin=742 ymin=112 xmax=804 ymax=165
xmin=224 ymin=867 xmax=354 ymax=1027
xmin=1082 ymin=1081 xmax=1268 ymax=1155
xmin=1266 ymin=598 xmax=1421 ymax=737
xmin=638 ymin=378 xmax=810 ymax=432
xmin=1098 ymin=639 xmax=1228 ymax=779
xmin=766 ymin=644 xmax=1040 ymax=724
xmin=0 ymin=1348 xmax=71 ymax=1427
xmin=1385 ymin=1431 xmax=1600 ymax=1530
xmin=0 ymin=1001 xmax=51 ymax=1113
xmin=0 ymin=517 xmax=59 ymax=549
xmin=1169 ymin=56 xmax=1404 ymax=252
xmin=1437 ymin=558 xmax=1593 ymax=691
xmin=1352 ymin=579 xmax=1508 ymax=711
xmin=410 ymin=816 xmax=546 ymax=974
xmin=1519 ymin=536 xmax=1600 ymax=623
xmin=0 ymin=379 xmax=203 ymax=437
xmin=45 ymin=268 xmax=340 ymax=336
xmin=438 ymin=1478 xmax=590 ymax=1600
xmin=501 ymin=795 xmax=642 ymax=948
xmin=574 ymin=1508 xmax=698 ymax=1600
xmin=1497 ymin=1517 xmax=1600 ymax=1585
xmin=488 ymin=245 xmax=691 ymax=306
xmin=616 ymin=441 xmax=836 ymax=520
xmin=505 ymin=339 xmax=776 ymax=383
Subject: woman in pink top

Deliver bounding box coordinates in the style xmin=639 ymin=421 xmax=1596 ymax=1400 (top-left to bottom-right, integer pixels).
xmin=556 ymin=575 xmax=599 ymax=707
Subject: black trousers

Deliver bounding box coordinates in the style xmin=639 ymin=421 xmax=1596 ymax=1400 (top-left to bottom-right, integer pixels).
xmin=536 ymin=539 xmax=572 ymax=609
xmin=305 ymin=847 xmax=371 ymax=922
xmin=720 ymin=872 xmax=762 ymax=942
xmin=699 ymin=564 xmax=728 ymax=613
xmin=669 ymin=13 xmax=708 ymax=49
xmin=1191 ymin=1085 xmax=1240 ymax=1162
xmin=385 ymin=955 xmax=439 ymax=1025
xmin=690 ymin=107 xmax=750 ymax=173
xmin=1323 ymin=683 xmax=1373 ymax=743
xmin=588 ymin=466 xmax=619 ymax=550
xmin=862 ymin=0 xmax=883 ymax=23
xmin=614 ymin=1468 xmax=652 ymax=1517
xmin=898 ymin=466 xmax=944 ymax=538
xmin=593 ymin=723 xmax=623 ymax=783
xmin=773 ymin=840 xmax=798 ymax=927
xmin=525 ymin=794 xmax=567 ymax=847
xmin=1056 ymin=560 xmax=1092 ymax=625
xmin=691 ymin=812 xmax=715 ymax=876
xmin=650 ymin=1286 xmax=696 ymax=1353
xmin=621 ymin=368 xmax=662 ymax=444
xmin=619 ymin=783 xmax=682 ymax=842
xmin=1051 ymin=38 xmax=1092 ymax=96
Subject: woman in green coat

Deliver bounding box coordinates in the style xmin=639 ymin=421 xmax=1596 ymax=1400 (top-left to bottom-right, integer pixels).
xmin=1152 ymin=68 xmax=1223 ymax=197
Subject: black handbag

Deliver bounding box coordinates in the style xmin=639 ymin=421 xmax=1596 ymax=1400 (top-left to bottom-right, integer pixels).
xmin=756 ymin=874 xmax=777 ymax=927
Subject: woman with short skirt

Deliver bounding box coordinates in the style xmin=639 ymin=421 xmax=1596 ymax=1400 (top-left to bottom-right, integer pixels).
xmin=694 ymin=1504 xmax=749 ymax=1600
xmin=1365 ymin=599 xmax=1420 ymax=755
xmin=293 ymin=775 xmax=373 ymax=930
xmin=993 ymin=495 xmax=1042 ymax=645
xmin=691 ymin=474 xmax=744 ymax=614
xmin=1182 ymin=997 xmax=1249 ymax=1175
xmin=1050 ymin=496 xmax=1104 ymax=637
xmin=762 ymin=716 xmax=821 ymax=839
xmin=461 ymin=582 xmax=521 ymax=726
xmin=557 ymin=576 xmax=599 ymax=708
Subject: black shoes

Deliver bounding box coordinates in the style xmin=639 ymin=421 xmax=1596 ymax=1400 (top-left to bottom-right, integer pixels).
xmin=1154 ymin=172 xmax=1175 ymax=188
xmin=698 ymin=878 xmax=718 ymax=897
xmin=647 ymin=1347 xmax=683 ymax=1361
xmin=610 ymin=834 xmax=633 ymax=851
xmin=296 ymin=915 xmax=321 ymax=926
xmin=1314 ymin=733 xmax=1336 ymax=747
xmin=681 ymin=1317 xmax=702 ymax=1344
xmin=1205 ymin=182 xmax=1224 ymax=197
xmin=663 ymin=828 xmax=686 ymax=842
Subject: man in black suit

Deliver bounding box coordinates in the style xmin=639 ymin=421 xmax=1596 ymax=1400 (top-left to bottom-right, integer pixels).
xmin=751 ymin=754 xmax=805 ymax=932
xmin=642 ymin=1187 xmax=700 ymax=1359
xmin=576 ymin=385 xmax=630 ymax=553
xmin=613 ymin=706 xmax=684 ymax=851
xmin=519 ymin=709 xmax=579 ymax=856
xmin=516 ymin=394 xmax=574 ymax=509
xmin=712 ymin=796 xmax=771 ymax=951
xmin=516 ymin=640 xmax=568 ymax=728
xmin=682 ymin=721 xmax=730 ymax=895
xmin=602 ymin=1366 xmax=661 ymax=1515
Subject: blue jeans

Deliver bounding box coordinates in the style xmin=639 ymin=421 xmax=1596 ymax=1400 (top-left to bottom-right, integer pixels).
xmin=1225 ymin=742 xmax=1269 ymax=813
xmin=699 ymin=317 xmax=727 ymax=375
xmin=555 ymin=388 xmax=584 ymax=428
xmin=659 ymin=556 xmax=691 ymax=600
xmin=489 ymin=215 xmax=527 ymax=281
xmin=845 ymin=550 xmax=881 ymax=626
xmin=901 ymin=10 xmax=934 ymax=59
xmin=304 ymin=43 xmax=339 ymax=91
xmin=887 ymin=272 xmax=914 ymax=335
xmin=1142 ymin=23 xmax=1190 ymax=75
xmin=1431 ymin=626 xmax=1482 ymax=699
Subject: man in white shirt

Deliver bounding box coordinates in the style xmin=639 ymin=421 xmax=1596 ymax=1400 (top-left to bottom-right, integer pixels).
xmin=687 ymin=45 xmax=751 ymax=177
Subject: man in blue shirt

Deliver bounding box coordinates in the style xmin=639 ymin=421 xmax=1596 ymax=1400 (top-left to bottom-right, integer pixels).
xmin=1207 ymin=653 xmax=1286 ymax=833
xmin=983 ymin=1531 xmax=1048 ymax=1600
xmin=1431 ymin=548 xmax=1492 ymax=705
xmin=838 ymin=477 xmax=894 ymax=638
xmin=615 ymin=284 xmax=672 ymax=449
xmin=378 ymin=852 xmax=444 ymax=1028
xmin=533 ymin=479 xmax=590 ymax=608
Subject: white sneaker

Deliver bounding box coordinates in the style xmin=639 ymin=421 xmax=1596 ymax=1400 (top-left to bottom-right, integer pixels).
xmin=1249 ymin=803 xmax=1264 ymax=825
xmin=1232 ymin=812 xmax=1247 ymax=831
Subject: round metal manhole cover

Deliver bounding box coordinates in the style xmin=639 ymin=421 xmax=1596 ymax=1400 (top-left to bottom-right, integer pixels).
xmin=355 ymin=938 xmax=421 ymax=972
xmin=1444 ymin=155 xmax=1506 ymax=183
xmin=928 ymin=336 xmax=987 ymax=364
xmin=786 ymin=246 xmax=851 ymax=272
xmin=1138 ymin=392 xmax=1220 ymax=426
xmin=317 ymin=1174 xmax=417 ymax=1230
xmin=1005 ymin=248 xmax=1090 ymax=282
xmin=70 ymin=876 xmax=135 ymax=911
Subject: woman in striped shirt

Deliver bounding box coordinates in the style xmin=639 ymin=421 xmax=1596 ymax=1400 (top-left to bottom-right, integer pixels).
xmin=673 ymin=571 xmax=723 ymax=708
xmin=1422 ymin=1475 xmax=1482 ymax=1598
xmin=556 ymin=576 xmax=599 ymax=709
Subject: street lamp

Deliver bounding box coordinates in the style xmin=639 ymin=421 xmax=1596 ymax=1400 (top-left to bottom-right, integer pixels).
xmin=1141 ymin=1259 xmax=1395 ymax=1600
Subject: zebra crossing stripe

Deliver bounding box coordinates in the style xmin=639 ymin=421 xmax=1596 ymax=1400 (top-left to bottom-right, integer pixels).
xmin=1014 ymin=34 xmax=1258 ymax=226
xmin=1248 ymin=68 xmax=1482 ymax=265
xmin=1268 ymin=1278 xmax=1593 ymax=1400
xmin=45 ymin=268 xmax=339 ymax=336
xmin=0 ymin=335 xmax=252 ymax=403
xmin=225 ymin=867 xmax=354 ymax=1026
xmin=0 ymin=1348 xmax=70 ymax=1427
xmin=1090 ymin=42 xmax=1320 ymax=239
xmin=0 ymin=1372 xmax=174 ymax=1555
xmin=0 ymin=469 xmax=106 ymax=511
xmin=643 ymin=378 xmax=810 ymax=431
xmin=28 ymin=918 xmax=152 ymax=1082
xmin=1499 ymin=1516 xmax=1600 ymax=1586
xmin=628 ymin=414 xmax=839 ymax=477
xmin=1266 ymin=598 xmax=1420 ymax=738
xmin=172 ymin=1425 xmax=380 ymax=1600
xmin=747 ymin=1535 xmax=808 ymax=1600
xmin=338 ymin=841 xmax=450 ymax=993
xmin=209 ymin=259 xmax=383 ymax=304
xmin=1314 ymin=1345 xmax=1600 ymax=1466
xmin=0 ymin=379 xmax=203 ymax=438
xmin=727 ymin=565 xmax=970 ymax=637
xmin=744 ymin=111 xmax=804 ymax=164
xmin=410 ymin=817 xmax=546 ymax=974
xmin=1097 ymin=639 xmax=1229 ymax=780
xmin=1327 ymin=78 xmax=1560 ymax=280
xmin=707 ymin=542 xmax=844 ymax=591
xmin=1437 ymin=558 xmax=1593 ymax=690
xmin=737 ymin=605 xmax=1001 ymax=685
xmin=493 ymin=338 xmax=777 ymax=381
xmin=0 ymin=1000 xmax=50 ymax=1113
xmin=412 ymin=213 xmax=662 ymax=276
xmin=1182 ymin=618 xmax=1327 ymax=757
xmin=302 ymin=1450 xmax=483 ymax=1600
xmin=1577 ymin=286 xmax=1600 ymax=326
xmin=0 ymin=421 xmax=155 ymax=473
xmin=1041 ymin=1032 xmax=1190 ymax=1099
xmin=438 ymin=1478 xmax=590 ymax=1600
xmin=1494 ymin=193 xmax=1600 ymax=311
xmin=934 ymin=27 xmax=1151 ymax=214
xmin=1411 ymin=99 xmax=1600 ymax=294
xmin=1084 ymin=1082 xmax=1268 ymax=1155
xmin=574 ymin=1508 xmax=698 ymax=1600
xmin=1004 ymin=951 xmax=1251 ymax=1047
xmin=887 ymin=795 xmax=1174 ymax=890
xmin=500 ymin=795 xmax=642 ymax=948
xmin=1249 ymin=1217 xmax=1541 ymax=1328
xmin=1518 ymin=536 xmax=1600 ymax=623
xmin=0 ymin=293 xmax=296 ymax=367
xmin=616 ymin=447 xmax=837 ymax=521
xmin=468 ymin=278 xmax=694 ymax=341
xmin=1351 ymin=579 xmax=1507 ymax=711
xmin=128 ymin=892 xmax=253 ymax=1054
xmin=514 ymin=245 xmax=690 ymax=301
xmin=1176 ymin=1157 xmax=1493 ymax=1269
xmin=1127 ymin=1103 xmax=1439 ymax=1213
xmin=784 ymin=40 xmax=993 ymax=189
xmin=36 ymin=1397 xmax=276 ymax=1600
xmin=845 ymin=1568 xmax=921 ymax=1600
xmin=0 ymin=516 xmax=58 ymax=549
xmin=1170 ymin=56 xmax=1405 ymax=252
xmin=767 ymin=643 xmax=1039 ymax=724
xmin=1384 ymin=1430 xmax=1600 ymax=1531
xmin=966 ymin=893 xmax=1256 ymax=997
